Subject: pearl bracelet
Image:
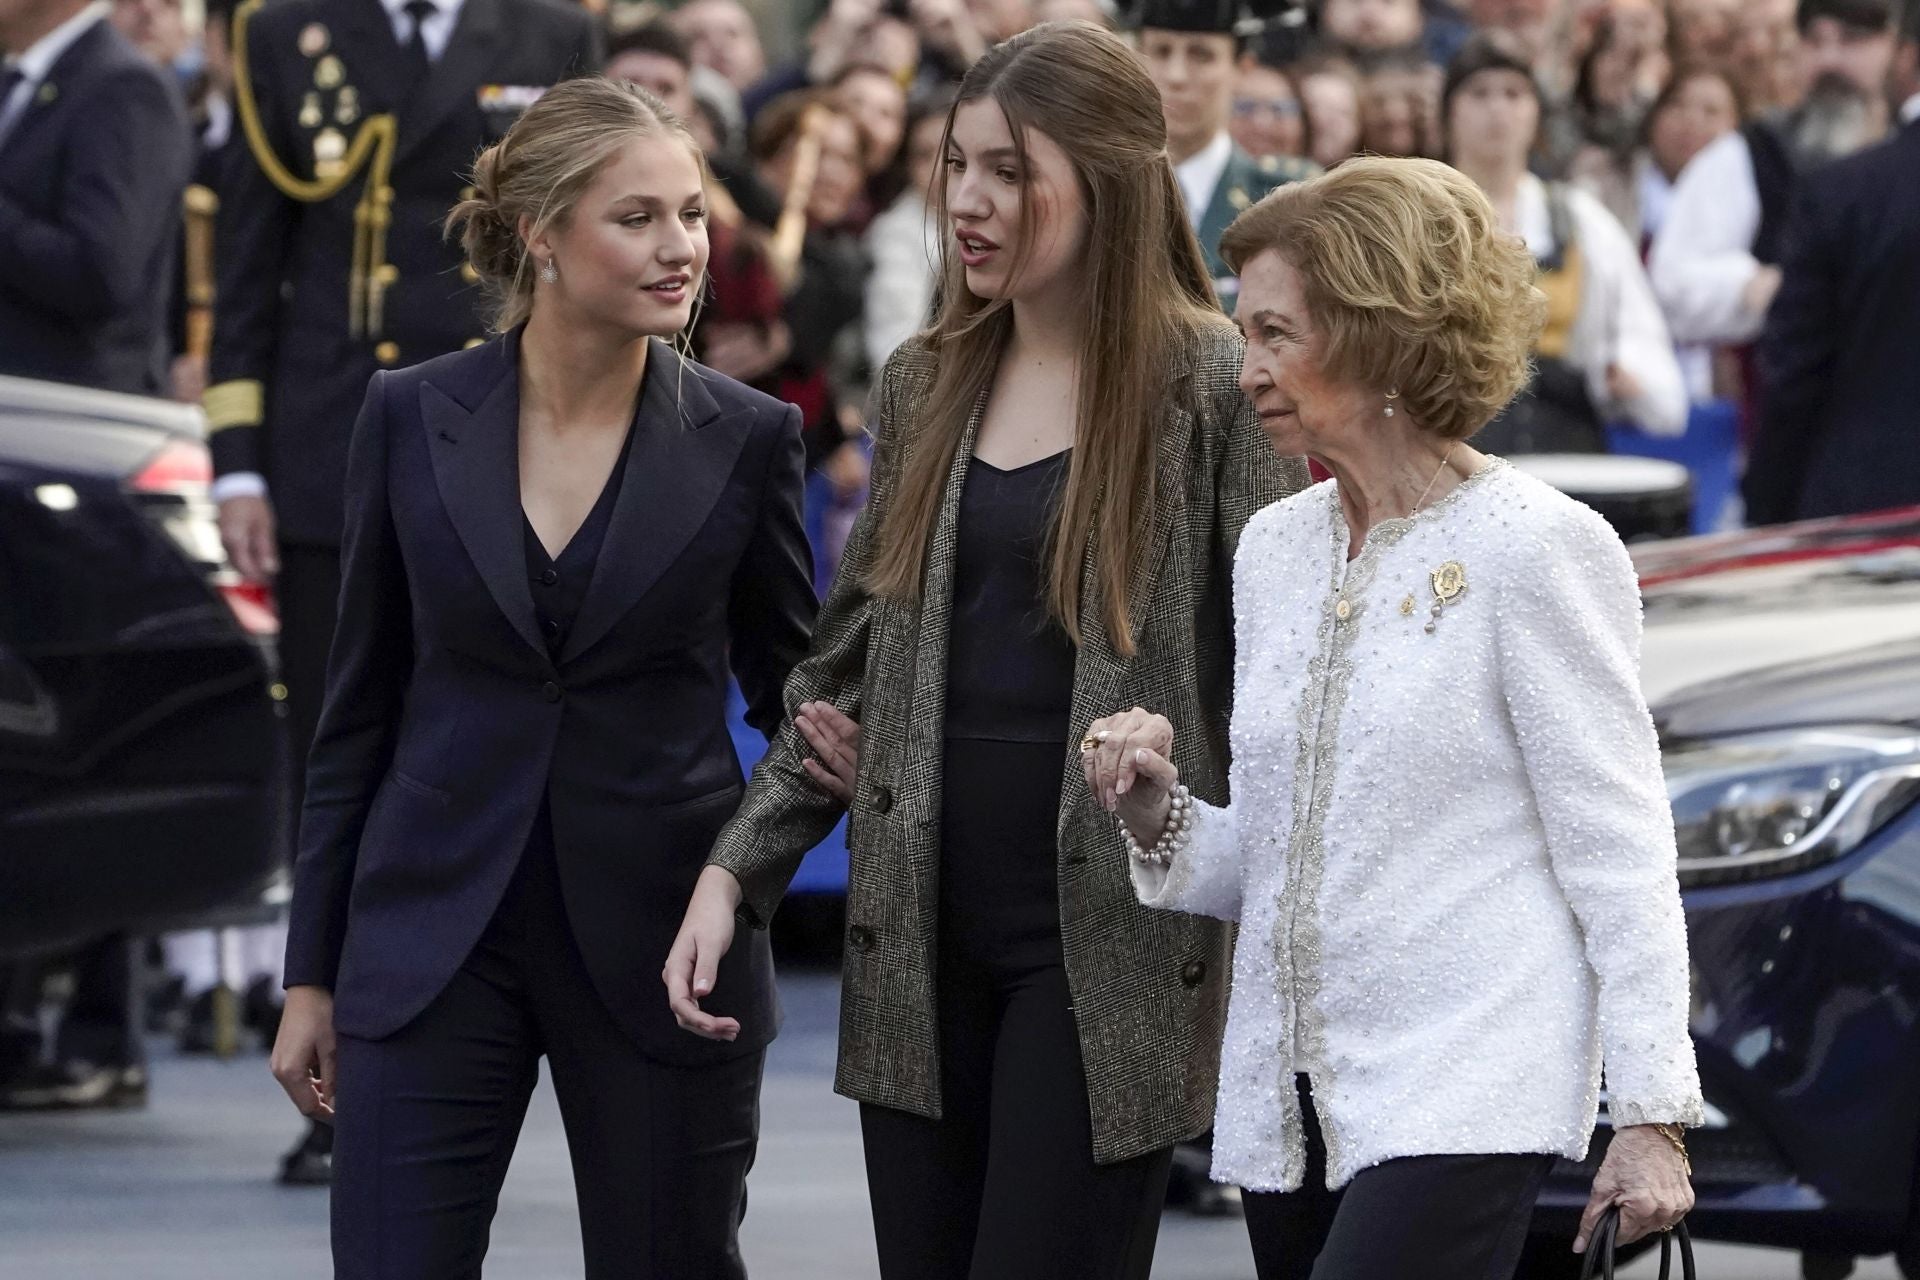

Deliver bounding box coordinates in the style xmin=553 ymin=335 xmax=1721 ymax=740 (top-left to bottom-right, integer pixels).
xmin=1122 ymin=784 xmax=1194 ymax=866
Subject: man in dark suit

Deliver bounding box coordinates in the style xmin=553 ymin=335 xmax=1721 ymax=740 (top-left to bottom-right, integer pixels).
xmin=1748 ymin=5 xmax=1920 ymax=524
xmin=203 ymin=0 xmax=597 ymax=1183
xmin=1135 ymin=0 xmax=1316 ymax=315
xmin=0 ymin=0 xmax=192 ymax=394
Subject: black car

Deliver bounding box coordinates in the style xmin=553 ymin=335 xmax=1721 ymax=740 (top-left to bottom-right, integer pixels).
xmin=1525 ymin=507 xmax=1920 ymax=1279
xmin=0 ymin=375 xmax=281 ymax=963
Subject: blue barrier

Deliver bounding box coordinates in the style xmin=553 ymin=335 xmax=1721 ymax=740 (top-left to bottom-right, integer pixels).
xmin=1606 ymin=398 xmax=1742 ymax=534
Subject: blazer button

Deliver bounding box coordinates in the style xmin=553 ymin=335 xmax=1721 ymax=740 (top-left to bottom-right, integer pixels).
xmin=872 ymin=786 xmax=893 ymax=815
xmin=847 ymin=924 xmax=875 ymax=953
xmin=541 ymin=681 xmax=561 ymax=703
xmin=1180 ymin=960 xmax=1208 ymax=988
xmin=539 ymin=568 xmax=558 ymax=586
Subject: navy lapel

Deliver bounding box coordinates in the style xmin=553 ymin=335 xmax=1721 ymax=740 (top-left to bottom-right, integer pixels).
xmin=420 ymin=334 xmax=548 ymax=658
xmin=560 ymin=341 xmax=753 ymax=664
xmin=0 ymin=20 xmax=106 ymax=162
xmin=394 ymin=0 xmax=505 ymax=167
xmin=334 ymin=0 xmax=413 ymax=116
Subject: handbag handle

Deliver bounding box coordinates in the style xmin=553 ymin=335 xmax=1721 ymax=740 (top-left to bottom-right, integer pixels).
xmin=1577 ymin=1206 xmax=1696 ymax=1280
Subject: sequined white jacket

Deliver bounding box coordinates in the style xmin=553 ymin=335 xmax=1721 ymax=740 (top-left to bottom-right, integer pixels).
xmin=1134 ymin=461 xmax=1704 ymax=1191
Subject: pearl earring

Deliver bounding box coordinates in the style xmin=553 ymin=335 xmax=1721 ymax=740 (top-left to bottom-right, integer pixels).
xmin=1383 ymin=388 xmax=1400 ymax=418
xmin=539 ymin=259 xmax=558 ymax=285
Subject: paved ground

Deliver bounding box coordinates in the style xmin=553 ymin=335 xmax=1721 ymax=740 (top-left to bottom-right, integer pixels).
xmin=0 ymin=966 xmax=1901 ymax=1279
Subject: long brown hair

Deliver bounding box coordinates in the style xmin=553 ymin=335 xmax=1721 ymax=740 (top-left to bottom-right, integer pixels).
xmin=864 ymin=19 xmax=1224 ymax=657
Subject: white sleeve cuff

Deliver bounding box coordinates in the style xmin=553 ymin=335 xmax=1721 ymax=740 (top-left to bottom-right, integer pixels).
xmin=210 ymin=472 xmax=269 ymax=504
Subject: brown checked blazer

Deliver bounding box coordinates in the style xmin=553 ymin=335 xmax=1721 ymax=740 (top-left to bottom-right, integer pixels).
xmin=708 ymin=323 xmax=1308 ymax=1164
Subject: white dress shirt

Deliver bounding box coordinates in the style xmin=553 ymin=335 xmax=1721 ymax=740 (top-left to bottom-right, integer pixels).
xmin=1173 ymin=130 xmax=1233 ymax=231
xmin=0 ymin=1 xmax=109 ymax=146
xmin=379 ymin=0 xmax=466 ymax=61
xmin=1134 ymin=462 xmax=1704 ymax=1191
xmin=863 ymin=191 xmax=940 ymax=372
xmin=1648 ymin=130 xmax=1765 ymax=346
xmin=1516 ymin=173 xmax=1688 ymax=435
xmin=211 ymin=0 xmax=468 ymax=507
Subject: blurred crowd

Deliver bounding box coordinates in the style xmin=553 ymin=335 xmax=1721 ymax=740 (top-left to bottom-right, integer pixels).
xmin=82 ymin=0 xmax=1920 ymax=535
xmin=3 ymin=0 xmax=1917 ymax=1186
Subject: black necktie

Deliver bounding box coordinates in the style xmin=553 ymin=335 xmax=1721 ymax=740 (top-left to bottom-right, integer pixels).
xmin=0 ymin=63 xmax=26 ymax=147
xmin=401 ymin=0 xmax=435 ymax=84
xmin=0 ymin=63 xmax=26 ymax=111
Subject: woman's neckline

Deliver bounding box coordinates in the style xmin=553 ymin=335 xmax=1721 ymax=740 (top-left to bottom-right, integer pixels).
xmin=971 ymin=448 xmax=1072 ymax=477
xmin=1332 ymin=455 xmax=1507 ymax=559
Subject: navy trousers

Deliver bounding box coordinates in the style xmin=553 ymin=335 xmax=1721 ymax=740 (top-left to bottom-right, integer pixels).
xmin=330 ymin=833 xmax=763 ymax=1279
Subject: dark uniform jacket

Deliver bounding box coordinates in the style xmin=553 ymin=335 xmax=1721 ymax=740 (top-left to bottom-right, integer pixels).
xmin=1750 ymin=120 xmax=1920 ymax=524
xmin=0 ymin=18 xmax=191 ymax=395
xmin=707 ymin=326 xmax=1309 ymax=1164
xmin=205 ymin=0 xmax=598 ymax=546
xmin=286 ymin=333 xmax=815 ymax=1062
xmin=1194 ymin=144 xmax=1316 ymax=314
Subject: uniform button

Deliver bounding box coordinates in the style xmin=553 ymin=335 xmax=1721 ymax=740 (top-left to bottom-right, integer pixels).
xmin=847 ymin=925 xmax=874 ymax=953
xmin=1180 ymin=960 xmax=1208 ymax=988
xmin=541 ymin=681 xmax=561 ymax=703
xmin=374 ymin=341 xmax=400 ymax=366
xmin=539 ymin=568 xmax=558 ymax=586
xmin=872 ymin=786 xmax=893 ymax=814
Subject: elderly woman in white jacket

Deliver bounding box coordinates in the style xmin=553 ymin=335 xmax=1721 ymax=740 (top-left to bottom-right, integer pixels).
xmin=1082 ymin=158 xmax=1700 ymax=1280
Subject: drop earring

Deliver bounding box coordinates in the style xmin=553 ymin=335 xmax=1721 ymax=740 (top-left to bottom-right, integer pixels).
xmin=539 ymin=259 xmax=558 ymax=285
xmin=1383 ymin=388 xmax=1400 ymax=418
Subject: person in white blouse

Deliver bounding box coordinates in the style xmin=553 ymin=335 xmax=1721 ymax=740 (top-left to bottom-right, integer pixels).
xmin=1444 ymin=34 xmax=1688 ymax=444
xmin=1081 ymin=157 xmax=1701 ymax=1280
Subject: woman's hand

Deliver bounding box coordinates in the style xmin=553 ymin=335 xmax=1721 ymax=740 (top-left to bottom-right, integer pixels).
xmin=1081 ymin=708 xmax=1180 ymax=843
xmin=663 ymin=865 xmax=745 ymax=1041
xmin=269 ymin=985 xmax=337 ymax=1121
xmin=1576 ymin=1124 xmax=1695 ymax=1252
xmin=796 ymin=701 xmax=860 ymax=803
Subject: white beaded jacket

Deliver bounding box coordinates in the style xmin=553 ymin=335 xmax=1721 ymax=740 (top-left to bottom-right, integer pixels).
xmin=1134 ymin=460 xmax=1704 ymax=1192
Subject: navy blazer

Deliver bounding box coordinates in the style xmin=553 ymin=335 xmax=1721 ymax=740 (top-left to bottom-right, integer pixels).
xmin=284 ymin=332 xmax=815 ymax=1065
xmin=1751 ymin=120 xmax=1920 ymax=524
xmin=0 ymin=18 xmax=191 ymax=394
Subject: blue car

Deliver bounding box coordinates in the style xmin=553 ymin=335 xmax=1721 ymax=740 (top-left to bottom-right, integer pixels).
xmin=1525 ymin=507 xmax=1920 ymax=1279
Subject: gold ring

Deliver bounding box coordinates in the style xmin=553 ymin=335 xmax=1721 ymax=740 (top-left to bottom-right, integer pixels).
xmin=1079 ymin=730 xmax=1110 ymax=753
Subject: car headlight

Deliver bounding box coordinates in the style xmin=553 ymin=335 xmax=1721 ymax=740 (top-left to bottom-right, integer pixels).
xmin=1663 ymin=726 xmax=1920 ymax=886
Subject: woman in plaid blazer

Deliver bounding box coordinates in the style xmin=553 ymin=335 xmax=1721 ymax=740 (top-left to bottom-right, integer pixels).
xmin=664 ymin=21 xmax=1306 ymax=1277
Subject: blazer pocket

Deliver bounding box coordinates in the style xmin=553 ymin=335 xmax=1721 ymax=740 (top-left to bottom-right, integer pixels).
xmin=387 ymin=768 xmax=452 ymax=805
xmin=651 ymin=783 xmax=746 ymax=819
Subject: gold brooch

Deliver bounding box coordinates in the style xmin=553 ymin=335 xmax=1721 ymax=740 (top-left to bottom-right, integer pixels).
xmin=1422 ymin=561 xmax=1467 ymax=634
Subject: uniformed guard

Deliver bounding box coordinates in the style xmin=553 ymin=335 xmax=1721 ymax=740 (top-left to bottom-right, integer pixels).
xmin=1132 ymin=0 xmax=1316 ymax=312
xmin=201 ymin=0 xmax=599 ymax=1185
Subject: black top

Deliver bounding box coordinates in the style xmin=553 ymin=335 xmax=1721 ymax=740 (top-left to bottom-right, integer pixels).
xmin=943 ymin=450 xmax=1077 ymax=743
xmin=523 ymin=422 xmax=637 ymax=661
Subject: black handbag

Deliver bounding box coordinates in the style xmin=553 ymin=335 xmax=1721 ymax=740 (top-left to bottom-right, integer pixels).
xmin=1578 ymin=1206 xmax=1696 ymax=1280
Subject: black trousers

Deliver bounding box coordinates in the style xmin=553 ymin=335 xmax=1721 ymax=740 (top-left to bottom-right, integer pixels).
xmin=330 ymin=833 xmax=763 ymax=1280
xmin=858 ymin=739 xmax=1174 ymax=1280
xmin=1243 ymin=1076 xmax=1555 ymax=1280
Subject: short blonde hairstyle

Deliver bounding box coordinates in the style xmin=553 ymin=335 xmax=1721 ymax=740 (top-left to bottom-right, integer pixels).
xmin=1219 ymin=156 xmax=1545 ymax=441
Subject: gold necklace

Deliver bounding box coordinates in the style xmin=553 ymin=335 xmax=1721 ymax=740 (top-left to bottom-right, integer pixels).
xmin=1409 ymin=443 xmax=1458 ymax=519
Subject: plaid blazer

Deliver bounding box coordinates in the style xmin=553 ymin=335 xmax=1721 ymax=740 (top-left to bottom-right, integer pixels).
xmin=708 ymin=323 xmax=1308 ymax=1163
